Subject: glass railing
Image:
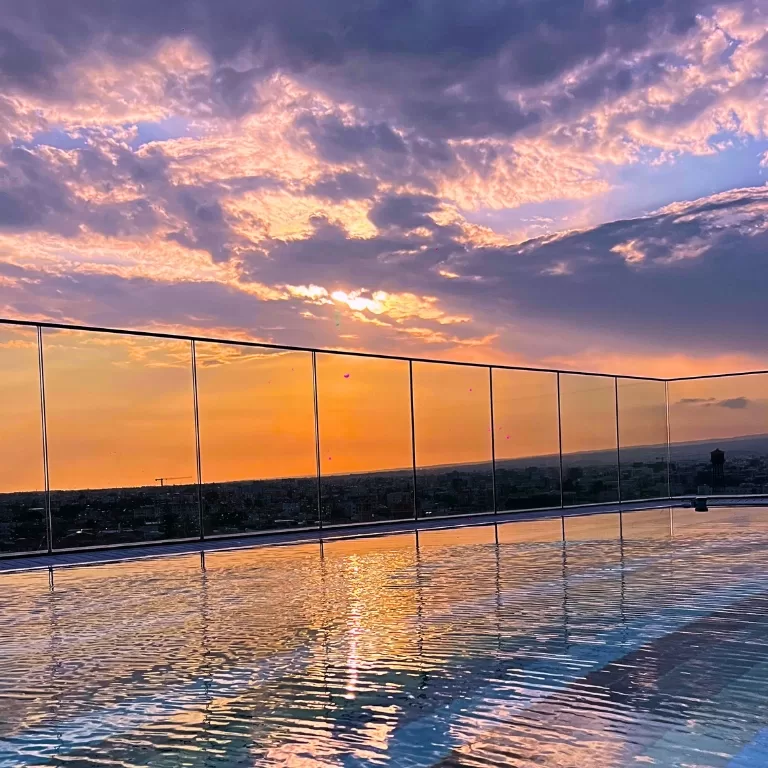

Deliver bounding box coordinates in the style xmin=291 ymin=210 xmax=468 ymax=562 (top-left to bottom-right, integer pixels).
xmin=0 ymin=318 xmax=759 ymax=557
xmin=667 ymin=373 xmax=768 ymax=497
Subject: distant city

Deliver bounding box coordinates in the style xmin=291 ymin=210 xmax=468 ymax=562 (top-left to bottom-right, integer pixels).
xmin=669 ymin=434 xmax=768 ymax=497
xmin=2 ymin=434 xmax=768 ymax=553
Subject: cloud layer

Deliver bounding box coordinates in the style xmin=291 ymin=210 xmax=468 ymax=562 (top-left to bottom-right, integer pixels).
xmin=0 ymin=0 xmax=766 ymax=374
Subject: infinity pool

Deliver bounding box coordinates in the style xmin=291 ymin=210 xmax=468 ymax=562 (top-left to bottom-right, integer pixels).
xmin=2 ymin=507 xmax=768 ymax=767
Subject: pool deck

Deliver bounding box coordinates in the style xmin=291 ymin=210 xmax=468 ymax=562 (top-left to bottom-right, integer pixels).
xmin=0 ymin=499 xmax=684 ymax=573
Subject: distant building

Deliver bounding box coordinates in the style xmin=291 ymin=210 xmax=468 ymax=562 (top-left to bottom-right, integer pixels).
xmin=282 ymin=502 xmax=300 ymax=518
xmin=711 ymin=449 xmax=725 ymax=490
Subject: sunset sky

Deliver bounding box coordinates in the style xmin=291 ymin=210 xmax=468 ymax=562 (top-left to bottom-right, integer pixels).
xmin=0 ymin=0 xmax=766 ymax=378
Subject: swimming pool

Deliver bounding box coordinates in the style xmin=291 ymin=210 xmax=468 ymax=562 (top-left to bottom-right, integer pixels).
xmin=1 ymin=506 xmax=768 ymax=767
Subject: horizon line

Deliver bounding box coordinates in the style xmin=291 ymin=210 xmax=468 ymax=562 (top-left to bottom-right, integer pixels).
xmin=11 ymin=432 xmax=767 ymax=496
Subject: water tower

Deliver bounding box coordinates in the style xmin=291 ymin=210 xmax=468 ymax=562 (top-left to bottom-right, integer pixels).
xmin=710 ymin=449 xmax=725 ymax=490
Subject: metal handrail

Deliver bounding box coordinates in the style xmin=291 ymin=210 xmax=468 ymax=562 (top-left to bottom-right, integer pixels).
xmin=0 ymin=317 xmax=664 ymax=381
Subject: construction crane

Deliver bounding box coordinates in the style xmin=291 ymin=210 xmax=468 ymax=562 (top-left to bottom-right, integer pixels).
xmin=155 ymin=475 xmax=192 ymax=487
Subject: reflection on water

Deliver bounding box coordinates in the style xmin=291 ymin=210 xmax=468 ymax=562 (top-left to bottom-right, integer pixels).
xmin=2 ymin=507 xmax=768 ymax=767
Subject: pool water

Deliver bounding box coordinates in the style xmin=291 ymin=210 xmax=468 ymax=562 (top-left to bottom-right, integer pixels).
xmin=2 ymin=507 xmax=768 ymax=767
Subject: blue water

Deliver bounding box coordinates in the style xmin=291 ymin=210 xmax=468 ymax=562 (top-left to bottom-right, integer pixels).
xmin=1 ymin=507 xmax=768 ymax=766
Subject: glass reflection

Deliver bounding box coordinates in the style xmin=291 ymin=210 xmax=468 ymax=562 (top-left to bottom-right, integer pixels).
xmin=560 ymin=374 xmax=619 ymax=506
xmin=496 ymin=517 xmax=562 ymax=545
xmin=195 ymin=344 xmax=317 ymax=534
xmin=43 ymin=330 xmax=199 ymax=548
xmin=668 ymin=374 xmax=768 ymax=496
xmin=492 ymin=369 xmax=561 ymax=511
xmin=317 ymin=353 xmax=413 ymax=526
xmin=564 ymin=512 xmax=621 ymax=541
xmin=617 ymin=378 xmax=668 ymax=501
xmin=413 ymin=362 xmax=493 ymax=517
xmin=621 ymin=508 xmax=672 ymax=540
xmin=0 ymin=324 xmax=46 ymax=553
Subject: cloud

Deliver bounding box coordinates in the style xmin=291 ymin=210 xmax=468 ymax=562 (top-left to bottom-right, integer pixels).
xmin=368 ymin=194 xmax=441 ymax=232
xmin=679 ymin=395 xmax=754 ymax=409
xmin=1 ymin=1 xmax=765 ymax=220
xmin=0 ymin=147 xmax=76 ymax=232
xmin=0 ymin=0 xmax=707 ymax=106
xmin=306 ymin=171 xmax=377 ymax=201
xmin=0 ymin=0 xmax=767 ymax=376
xmin=300 ymin=115 xmax=407 ymax=162
xmin=1 ymin=0 xmax=761 ymax=157
xmin=714 ymin=396 xmax=752 ymax=409
xmin=8 ymin=172 xmax=768 ymax=366
xmin=428 ymin=186 xmax=768 ymax=357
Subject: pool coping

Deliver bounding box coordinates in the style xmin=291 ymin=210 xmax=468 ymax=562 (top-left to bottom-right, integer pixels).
xmin=0 ymin=499 xmax=683 ymax=573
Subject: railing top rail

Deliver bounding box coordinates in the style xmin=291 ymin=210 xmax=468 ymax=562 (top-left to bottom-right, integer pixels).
xmin=667 ymin=370 xmax=768 ymax=382
xmin=0 ymin=317 xmax=665 ymax=382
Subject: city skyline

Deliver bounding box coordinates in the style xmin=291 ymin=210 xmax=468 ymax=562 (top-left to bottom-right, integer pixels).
xmin=1 ymin=428 xmax=760 ymax=551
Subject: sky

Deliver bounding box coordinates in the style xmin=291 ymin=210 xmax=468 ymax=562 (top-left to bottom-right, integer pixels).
xmin=0 ymin=0 xmax=766 ymax=380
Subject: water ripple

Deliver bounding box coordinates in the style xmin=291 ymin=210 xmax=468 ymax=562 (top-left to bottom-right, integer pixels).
xmin=1 ymin=507 xmax=768 ymax=767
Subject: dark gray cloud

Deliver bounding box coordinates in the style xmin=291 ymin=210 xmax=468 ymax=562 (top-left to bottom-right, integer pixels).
xmin=238 ymin=186 xmax=768 ymax=359
xmin=0 ymin=147 xmax=75 ymax=233
xmin=6 ymin=123 xmax=767 ymax=362
xmin=3 ymin=181 xmax=767 ymax=365
xmin=430 ymin=188 xmax=768 ymax=356
xmin=678 ymin=396 xmax=754 ymax=409
xmin=0 ymin=140 xmax=281 ymax=261
xmin=0 ymin=144 xmax=165 ymax=238
xmin=0 ymin=262 xmax=320 ymax=343
xmin=0 ymin=0 xmax=734 ymax=140
xmin=0 ymin=259 xmax=486 ymax=357
xmin=306 ymin=171 xmax=378 ymax=201
xmin=0 ymin=0 xmax=763 ymax=367
xmin=0 ymin=141 xmax=175 ymax=236
xmin=715 ymin=397 xmax=752 ymax=409
xmin=368 ymin=193 xmax=441 ymax=231
xmin=301 ymin=115 xmax=407 ymax=162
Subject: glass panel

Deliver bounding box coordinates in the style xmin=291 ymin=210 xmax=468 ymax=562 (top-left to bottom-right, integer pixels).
xmin=668 ymin=374 xmax=768 ymax=496
xmin=413 ymin=362 xmax=493 ymax=517
xmin=43 ymin=330 xmax=199 ymax=548
xmin=195 ymin=344 xmax=317 ymax=535
xmin=560 ymin=374 xmax=619 ymax=506
xmin=492 ymin=369 xmax=561 ymax=511
xmin=0 ymin=324 xmax=46 ymax=554
xmin=317 ymin=353 xmax=413 ymax=526
xmin=617 ymin=378 xmax=668 ymax=501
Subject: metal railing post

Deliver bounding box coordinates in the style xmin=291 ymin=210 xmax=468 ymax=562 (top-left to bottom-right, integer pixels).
xmin=312 ymin=352 xmax=323 ymax=532
xmin=614 ymin=377 xmax=623 ymax=539
xmin=557 ymin=372 xmax=565 ymax=541
xmin=191 ymin=340 xmax=204 ymax=541
xmin=409 ymin=360 xmax=418 ymax=521
xmin=665 ymin=380 xmax=672 ymax=499
xmin=557 ymin=372 xmax=564 ymax=510
xmin=489 ymin=367 xmax=497 ymax=515
xmin=37 ymin=326 xmax=52 ymax=554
